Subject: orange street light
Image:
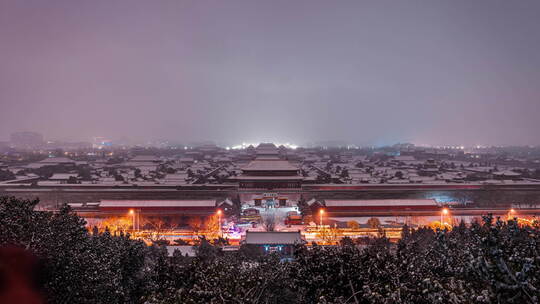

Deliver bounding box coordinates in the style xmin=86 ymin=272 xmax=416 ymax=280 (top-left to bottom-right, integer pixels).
xmin=129 ymin=209 xmax=135 ymax=231
xmin=216 ymin=209 xmax=222 ymax=237
xmin=441 ymin=208 xmax=449 ymax=225
xmin=319 ymin=209 xmax=325 ymax=226
xmin=509 ymin=208 xmax=516 ymax=219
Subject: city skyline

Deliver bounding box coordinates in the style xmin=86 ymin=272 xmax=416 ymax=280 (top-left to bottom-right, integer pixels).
xmin=4 ymin=130 xmax=540 ymax=149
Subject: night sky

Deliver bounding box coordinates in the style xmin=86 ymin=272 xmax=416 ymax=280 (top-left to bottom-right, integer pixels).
xmin=1 ymin=0 xmax=539 ymax=146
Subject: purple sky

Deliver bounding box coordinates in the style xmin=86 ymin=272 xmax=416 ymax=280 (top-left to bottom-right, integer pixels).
xmin=1 ymin=0 xmax=539 ymax=146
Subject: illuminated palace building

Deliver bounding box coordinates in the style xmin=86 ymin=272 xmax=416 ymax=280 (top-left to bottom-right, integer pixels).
xmin=235 ymin=143 xmax=303 ymax=189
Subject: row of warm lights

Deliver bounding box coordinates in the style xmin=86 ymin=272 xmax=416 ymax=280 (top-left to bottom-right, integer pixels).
xmin=126 ymin=207 xmax=521 ymax=235
xmin=317 ymin=208 xmax=452 ymax=226
xmin=127 ymin=209 xmax=224 ymax=238
xmin=316 ymin=208 xmax=454 ymax=226
xmin=228 ymin=142 xmax=298 ymax=150
xmin=316 ymin=207 xmax=528 ymax=232
xmin=441 ymin=208 xmax=522 ymax=224
xmin=506 ymin=209 xmax=540 ymax=226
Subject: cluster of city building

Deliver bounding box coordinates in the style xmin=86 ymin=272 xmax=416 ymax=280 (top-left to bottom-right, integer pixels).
xmin=2 ymin=133 xmax=540 ymax=254
xmin=1 ymin=133 xmax=540 ymax=188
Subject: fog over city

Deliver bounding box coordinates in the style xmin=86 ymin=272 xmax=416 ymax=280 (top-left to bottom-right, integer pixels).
xmin=1 ymin=0 xmax=539 ymax=146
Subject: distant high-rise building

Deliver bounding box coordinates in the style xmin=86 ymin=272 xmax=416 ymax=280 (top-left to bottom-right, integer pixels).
xmin=10 ymin=132 xmax=44 ymax=149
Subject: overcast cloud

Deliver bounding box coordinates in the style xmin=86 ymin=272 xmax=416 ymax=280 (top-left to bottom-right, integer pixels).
xmin=1 ymin=0 xmax=539 ymax=146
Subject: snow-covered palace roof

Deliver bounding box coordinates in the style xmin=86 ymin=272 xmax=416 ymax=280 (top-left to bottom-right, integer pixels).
xmin=244 ymin=231 xmax=305 ymax=245
xmin=325 ymin=199 xmax=438 ymax=207
xmin=242 ymin=159 xmax=299 ymax=171
xmin=99 ymin=200 xmax=216 ymax=208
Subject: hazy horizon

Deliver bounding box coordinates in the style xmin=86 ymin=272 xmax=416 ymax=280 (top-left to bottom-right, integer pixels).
xmin=1 ymin=0 xmax=540 ymax=146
